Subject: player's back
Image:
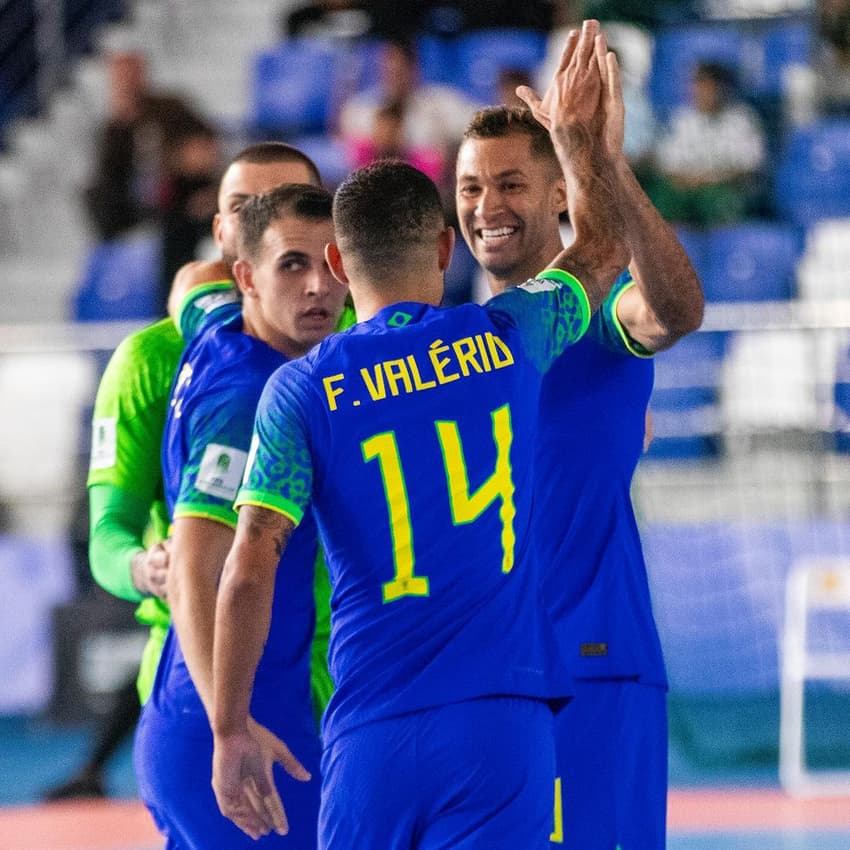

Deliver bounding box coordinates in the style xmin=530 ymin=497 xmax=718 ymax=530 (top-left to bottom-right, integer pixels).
xmin=270 ymin=299 xmax=574 ymax=744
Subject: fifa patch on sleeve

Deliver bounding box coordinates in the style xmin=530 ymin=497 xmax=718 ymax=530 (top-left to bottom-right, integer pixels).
xmin=195 ymin=443 xmax=249 ymax=500
xmin=195 ymin=290 xmax=238 ymax=314
xmin=90 ymin=417 xmax=117 ymax=470
xmin=580 ymin=642 xmax=608 ymax=657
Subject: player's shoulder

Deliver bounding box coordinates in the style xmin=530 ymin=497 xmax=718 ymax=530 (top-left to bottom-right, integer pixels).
xmin=112 ymin=317 xmax=182 ymax=367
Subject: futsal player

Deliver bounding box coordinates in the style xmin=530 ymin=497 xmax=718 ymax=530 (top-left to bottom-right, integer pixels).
xmin=454 ymin=23 xmax=704 ymax=849
xmin=135 ymin=184 xmax=348 ymax=850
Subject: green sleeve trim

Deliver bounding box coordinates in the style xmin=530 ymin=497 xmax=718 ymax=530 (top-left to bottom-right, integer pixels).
xmin=176 ymin=280 xmax=236 ymax=338
xmin=608 ymin=281 xmax=654 ymax=359
xmin=234 ymin=492 xmax=304 ymax=527
xmin=172 ymin=503 xmax=239 ymax=529
xmin=88 ymin=482 xmax=151 ymax=603
xmin=536 ymin=268 xmax=592 ymax=341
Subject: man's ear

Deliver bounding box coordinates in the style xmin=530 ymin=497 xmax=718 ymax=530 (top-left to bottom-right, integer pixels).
xmin=326 ymin=242 xmax=350 ymax=285
xmin=233 ymin=258 xmax=254 ymax=298
xmin=437 ymin=226 xmax=456 ymax=273
xmin=552 ymin=176 xmax=567 ymax=216
xmin=212 ymin=212 xmax=223 ymax=249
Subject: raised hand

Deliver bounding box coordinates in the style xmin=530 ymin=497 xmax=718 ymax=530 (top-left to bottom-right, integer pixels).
xmin=516 ymin=20 xmax=606 ymax=138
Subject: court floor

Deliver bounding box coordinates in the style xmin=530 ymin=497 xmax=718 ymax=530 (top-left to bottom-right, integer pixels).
xmin=1 ymin=790 xmax=849 ymax=850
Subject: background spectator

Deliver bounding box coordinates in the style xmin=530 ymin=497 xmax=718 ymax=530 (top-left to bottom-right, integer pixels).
xmin=346 ymin=99 xmax=445 ymax=182
xmin=337 ymin=38 xmax=477 ymax=200
xmin=649 ymin=61 xmax=766 ymax=227
xmin=83 ymin=47 xmax=221 ymax=313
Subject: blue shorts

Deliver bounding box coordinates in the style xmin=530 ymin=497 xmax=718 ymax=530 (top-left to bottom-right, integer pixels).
xmin=551 ymin=679 xmax=667 ymax=850
xmin=135 ymin=705 xmax=321 ymax=850
xmin=320 ymin=696 xmax=556 ymax=850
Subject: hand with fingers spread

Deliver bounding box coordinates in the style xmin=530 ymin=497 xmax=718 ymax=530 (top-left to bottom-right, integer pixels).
xmin=212 ymin=718 xmax=311 ymax=840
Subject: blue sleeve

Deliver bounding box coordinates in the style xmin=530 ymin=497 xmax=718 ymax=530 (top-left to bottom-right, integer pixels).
xmin=177 ymin=281 xmax=240 ymax=342
xmin=589 ymin=271 xmax=654 ymax=358
xmin=173 ymin=384 xmax=258 ymax=527
xmin=484 ymin=268 xmax=591 ymax=373
xmin=235 ymin=365 xmax=315 ymax=527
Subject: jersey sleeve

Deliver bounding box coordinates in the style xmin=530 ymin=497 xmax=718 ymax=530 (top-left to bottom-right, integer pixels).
xmin=173 ymin=385 xmax=258 ymax=528
xmin=485 ymin=267 xmax=591 ymax=373
xmin=589 ymin=271 xmax=654 ymax=358
xmin=88 ymin=320 xmax=181 ymax=500
xmin=177 ymin=280 xmax=240 ymax=342
xmin=235 ymin=365 xmax=315 ymax=527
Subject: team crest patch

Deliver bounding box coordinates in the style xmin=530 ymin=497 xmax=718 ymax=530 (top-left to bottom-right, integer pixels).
xmin=195 ymin=443 xmax=248 ymax=499
xmin=90 ymin=417 xmax=117 ymax=470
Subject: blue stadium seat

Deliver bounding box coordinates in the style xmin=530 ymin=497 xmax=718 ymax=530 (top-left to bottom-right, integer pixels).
xmin=774 ymin=120 xmax=850 ymax=225
xmin=646 ymin=332 xmax=727 ymax=460
xmin=650 ymin=24 xmax=744 ymax=118
xmin=417 ymin=34 xmax=458 ymax=86
xmin=288 ymin=133 xmax=351 ymax=189
xmin=253 ymin=38 xmax=340 ymax=136
xmin=454 ymin=28 xmax=547 ymax=104
xmin=72 ymin=231 xmax=161 ymax=321
xmin=752 ymin=19 xmax=812 ymax=99
xmin=700 ymin=223 xmax=803 ymax=302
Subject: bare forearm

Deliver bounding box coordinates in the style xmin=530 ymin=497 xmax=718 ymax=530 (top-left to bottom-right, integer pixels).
xmin=550 ymin=125 xmax=630 ymax=311
xmin=614 ymin=157 xmax=704 ymax=348
xmin=212 ymin=544 xmax=275 ymax=737
xmin=168 ymin=517 xmax=236 ymax=717
xmin=170 ymin=566 xmax=219 ymax=715
xmin=212 ymin=506 xmax=294 ymax=738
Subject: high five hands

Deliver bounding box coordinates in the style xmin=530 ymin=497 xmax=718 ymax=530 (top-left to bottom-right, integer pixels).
xmin=516 ymin=19 xmax=626 ymax=162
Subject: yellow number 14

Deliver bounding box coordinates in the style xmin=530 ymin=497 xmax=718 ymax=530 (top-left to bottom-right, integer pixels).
xmin=362 ymin=404 xmax=516 ymax=603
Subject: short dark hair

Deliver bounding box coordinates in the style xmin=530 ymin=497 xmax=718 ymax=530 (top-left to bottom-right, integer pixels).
xmin=238 ymin=183 xmax=332 ymax=261
xmin=230 ymin=141 xmax=322 ymax=186
xmin=333 ymin=160 xmax=445 ymax=274
xmin=462 ymin=105 xmax=559 ymax=170
xmin=694 ymin=61 xmax=736 ymax=91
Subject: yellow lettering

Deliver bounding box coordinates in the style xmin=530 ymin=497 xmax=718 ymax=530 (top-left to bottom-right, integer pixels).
xmin=452 ymin=336 xmax=486 ymax=377
xmin=383 ymin=359 xmax=413 ymax=397
xmin=361 ymin=365 xmax=387 ymax=400
xmin=486 ymin=332 xmax=515 ymax=369
xmin=428 ymin=339 xmax=460 ymax=385
xmin=550 ymin=776 xmax=564 ymax=843
xmin=406 ymin=355 xmax=436 ymax=390
xmin=323 ymin=374 xmax=345 ymax=411
xmin=476 ymin=334 xmax=491 ymax=370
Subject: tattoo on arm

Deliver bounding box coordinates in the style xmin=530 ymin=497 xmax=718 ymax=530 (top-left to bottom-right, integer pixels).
xmin=241 ymin=505 xmax=294 ymax=559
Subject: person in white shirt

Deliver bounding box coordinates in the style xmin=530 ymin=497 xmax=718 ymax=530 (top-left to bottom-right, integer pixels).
xmin=650 ymin=61 xmax=766 ymax=227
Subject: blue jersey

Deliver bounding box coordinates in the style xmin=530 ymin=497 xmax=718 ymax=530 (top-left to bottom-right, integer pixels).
xmin=155 ymin=282 xmax=319 ymax=737
xmin=537 ymin=276 xmax=667 ymax=686
xmin=236 ymin=269 xmax=590 ymax=745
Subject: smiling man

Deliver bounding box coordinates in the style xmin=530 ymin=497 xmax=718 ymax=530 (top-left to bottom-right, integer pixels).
xmin=454 ymin=57 xmax=703 ymax=850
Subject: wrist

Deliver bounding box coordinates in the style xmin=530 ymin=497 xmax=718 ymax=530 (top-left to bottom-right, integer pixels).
xmin=129 ymin=549 xmax=151 ymax=596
